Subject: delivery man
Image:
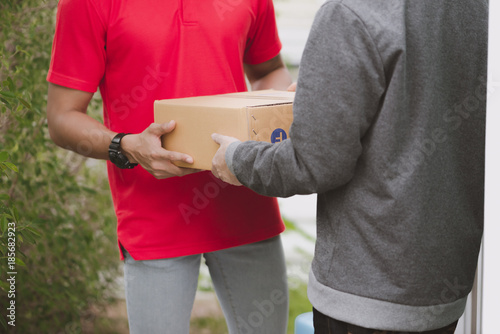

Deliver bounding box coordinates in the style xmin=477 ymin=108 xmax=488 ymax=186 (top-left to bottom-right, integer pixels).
xmin=46 ymin=0 xmax=292 ymax=333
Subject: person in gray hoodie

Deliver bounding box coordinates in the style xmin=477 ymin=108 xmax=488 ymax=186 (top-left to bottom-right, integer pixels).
xmin=211 ymin=0 xmax=488 ymax=333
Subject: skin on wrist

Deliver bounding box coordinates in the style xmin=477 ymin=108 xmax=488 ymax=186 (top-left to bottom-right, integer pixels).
xmin=119 ymin=134 xmax=139 ymax=164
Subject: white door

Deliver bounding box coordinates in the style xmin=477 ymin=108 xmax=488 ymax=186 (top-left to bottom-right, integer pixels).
xmin=481 ymin=2 xmax=500 ymax=333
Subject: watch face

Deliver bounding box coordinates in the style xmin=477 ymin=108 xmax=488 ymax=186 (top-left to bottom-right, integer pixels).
xmin=109 ymin=150 xmax=128 ymax=168
xmin=109 ymin=151 xmax=119 ymax=163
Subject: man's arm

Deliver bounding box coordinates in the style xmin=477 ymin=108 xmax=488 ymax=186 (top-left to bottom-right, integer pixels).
xmin=210 ymin=55 xmax=291 ymax=184
xmin=244 ymin=55 xmax=292 ymax=91
xmin=47 ymin=83 xmax=197 ymax=179
xmin=212 ymin=2 xmax=385 ymax=197
xmin=47 ymin=83 xmax=113 ymax=159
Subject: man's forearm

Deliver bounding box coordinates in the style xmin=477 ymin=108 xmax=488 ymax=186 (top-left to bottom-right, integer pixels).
xmin=48 ymin=109 xmax=115 ymax=160
xmin=244 ymin=55 xmax=292 ymax=91
xmin=46 ymin=83 xmax=197 ymax=179
xmin=47 ymin=83 xmax=115 ymax=160
xmin=250 ymin=66 xmax=292 ymax=91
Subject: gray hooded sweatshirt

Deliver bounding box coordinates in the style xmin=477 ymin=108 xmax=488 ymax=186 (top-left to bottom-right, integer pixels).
xmin=226 ymin=0 xmax=488 ymax=331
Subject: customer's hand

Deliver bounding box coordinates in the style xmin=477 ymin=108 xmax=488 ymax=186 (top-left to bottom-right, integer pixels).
xmin=287 ymin=82 xmax=297 ymax=92
xmin=121 ymin=121 xmax=200 ymax=179
xmin=211 ymin=133 xmax=242 ymax=186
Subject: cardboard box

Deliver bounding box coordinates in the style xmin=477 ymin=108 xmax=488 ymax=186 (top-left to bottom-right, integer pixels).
xmin=154 ymin=90 xmax=294 ymax=170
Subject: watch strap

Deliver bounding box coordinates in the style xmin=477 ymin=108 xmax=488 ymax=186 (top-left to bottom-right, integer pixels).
xmin=109 ymin=133 xmax=138 ymax=169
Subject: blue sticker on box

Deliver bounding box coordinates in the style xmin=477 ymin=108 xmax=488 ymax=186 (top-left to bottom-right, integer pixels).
xmin=271 ymin=128 xmax=287 ymax=143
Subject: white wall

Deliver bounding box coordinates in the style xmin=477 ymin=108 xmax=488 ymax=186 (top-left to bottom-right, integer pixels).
xmin=482 ymin=1 xmax=500 ymax=333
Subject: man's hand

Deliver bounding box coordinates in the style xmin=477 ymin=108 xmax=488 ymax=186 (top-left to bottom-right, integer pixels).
xmin=47 ymin=84 xmax=198 ymax=180
xmin=121 ymin=121 xmax=200 ymax=179
xmin=211 ymin=134 xmax=242 ymax=186
xmin=287 ymin=82 xmax=297 ymax=92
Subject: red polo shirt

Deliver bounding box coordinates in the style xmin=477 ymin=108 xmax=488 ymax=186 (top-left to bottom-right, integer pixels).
xmin=47 ymin=0 xmax=285 ymax=260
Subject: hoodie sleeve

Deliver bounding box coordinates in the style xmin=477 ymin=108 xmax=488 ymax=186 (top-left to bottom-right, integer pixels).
xmin=229 ymin=1 xmax=386 ymax=197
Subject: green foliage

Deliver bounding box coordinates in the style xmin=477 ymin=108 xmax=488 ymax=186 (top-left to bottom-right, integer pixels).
xmin=287 ymin=281 xmax=312 ymax=334
xmin=0 ymin=1 xmax=120 ymax=332
xmin=283 ymin=217 xmax=315 ymax=242
xmin=190 ymin=317 xmax=229 ymax=334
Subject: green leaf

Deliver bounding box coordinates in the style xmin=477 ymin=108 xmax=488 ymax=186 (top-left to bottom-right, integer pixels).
xmin=0 ymin=90 xmax=16 ymax=98
xmin=3 ymin=162 xmax=18 ymax=172
xmin=0 ymin=215 xmax=7 ymax=233
xmin=0 ymin=151 xmax=8 ymax=162
xmin=15 ymin=257 xmax=26 ymax=266
xmin=6 ymin=76 xmax=15 ymax=91
xmin=81 ymin=186 xmax=97 ymax=195
xmin=25 ymin=226 xmax=42 ymax=237
xmin=0 ymin=194 xmax=10 ymax=201
xmin=10 ymin=206 xmax=19 ymax=223
xmin=21 ymin=230 xmax=36 ymax=244
xmin=0 ymin=97 xmax=12 ymax=109
xmin=17 ymin=248 xmax=27 ymax=259
xmin=283 ymin=217 xmax=316 ymax=242
xmin=2 ymin=214 xmax=13 ymax=220
xmin=11 ymin=142 xmax=19 ymax=153
xmin=0 ymin=280 xmax=9 ymax=292
xmin=18 ymin=98 xmax=31 ymax=109
xmin=15 ymin=45 xmax=28 ymax=56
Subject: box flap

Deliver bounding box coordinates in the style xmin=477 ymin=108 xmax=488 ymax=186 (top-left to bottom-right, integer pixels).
xmin=154 ymin=90 xmax=294 ymax=109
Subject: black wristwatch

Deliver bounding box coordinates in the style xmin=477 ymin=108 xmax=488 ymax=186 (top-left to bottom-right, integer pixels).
xmin=109 ymin=133 xmax=138 ymax=169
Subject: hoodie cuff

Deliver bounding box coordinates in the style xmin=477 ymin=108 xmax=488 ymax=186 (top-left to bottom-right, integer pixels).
xmin=225 ymin=141 xmax=242 ymax=175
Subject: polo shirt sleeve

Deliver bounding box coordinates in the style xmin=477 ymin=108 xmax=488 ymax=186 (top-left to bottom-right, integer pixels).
xmin=243 ymin=0 xmax=282 ymax=65
xmin=47 ymin=0 xmax=107 ymax=93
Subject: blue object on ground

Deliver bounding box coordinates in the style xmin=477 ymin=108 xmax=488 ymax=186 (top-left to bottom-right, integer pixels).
xmin=295 ymin=312 xmax=314 ymax=334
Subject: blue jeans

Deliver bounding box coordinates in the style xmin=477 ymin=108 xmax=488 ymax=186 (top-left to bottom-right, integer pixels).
xmin=123 ymin=236 xmax=288 ymax=334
